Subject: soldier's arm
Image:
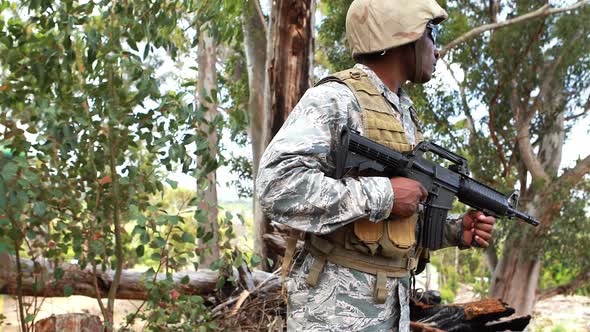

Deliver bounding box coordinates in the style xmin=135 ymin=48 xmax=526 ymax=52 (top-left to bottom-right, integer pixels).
xmin=441 ymin=214 xmax=466 ymax=249
xmin=255 ymin=83 xmax=393 ymax=235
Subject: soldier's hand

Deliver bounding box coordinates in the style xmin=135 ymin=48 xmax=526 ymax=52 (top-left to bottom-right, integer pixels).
xmin=462 ymin=210 xmax=495 ymax=248
xmin=390 ymin=177 xmax=428 ymax=217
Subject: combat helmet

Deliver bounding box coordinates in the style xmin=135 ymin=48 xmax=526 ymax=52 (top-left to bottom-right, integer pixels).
xmin=346 ymin=0 xmax=448 ymax=57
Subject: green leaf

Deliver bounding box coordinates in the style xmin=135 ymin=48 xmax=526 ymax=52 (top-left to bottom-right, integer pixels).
xmin=181 ymin=275 xmax=190 ymax=285
xmin=54 ymin=267 xmax=65 ymax=281
xmin=165 ymin=179 xmax=178 ymax=189
xmin=1 ymin=162 xmax=18 ymax=180
xmin=167 ymin=215 xmax=181 ymax=225
xmin=190 ymin=295 xmax=203 ymax=304
xmin=250 ymin=254 xmax=261 ymax=267
xmin=210 ymin=259 xmax=224 ymax=271
xmin=136 ymin=245 xmax=145 ymax=257
xmin=25 ymin=314 xmax=35 ymax=323
xmin=181 ymin=232 xmax=194 ymax=243
xmin=33 ymin=202 xmax=46 ymax=217
xmin=0 ymin=242 xmax=8 ymax=254
xmin=64 ymin=284 xmax=73 ymax=297
xmin=140 ymin=231 xmax=150 ymax=244
xmin=128 ymin=38 xmax=139 ymax=52
xmin=152 ymin=236 xmax=166 ymax=248
xmin=143 ymin=42 xmax=150 ymax=59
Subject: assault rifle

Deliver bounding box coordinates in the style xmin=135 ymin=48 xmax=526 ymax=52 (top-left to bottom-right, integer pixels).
xmin=335 ymin=126 xmax=539 ymax=250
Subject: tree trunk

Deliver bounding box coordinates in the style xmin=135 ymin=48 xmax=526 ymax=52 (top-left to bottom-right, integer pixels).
xmin=259 ymin=0 xmax=314 ymax=270
xmin=490 ymin=78 xmax=567 ymax=315
xmin=0 ymin=255 xmax=279 ymax=300
xmin=241 ymin=0 xmax=271 ymax=271
xmin=196 ymin=26 xmax=219 ymax=265
xmin=489 ymin=227 xmax=542 ymax=315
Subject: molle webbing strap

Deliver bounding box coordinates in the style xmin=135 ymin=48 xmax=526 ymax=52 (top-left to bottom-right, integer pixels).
xmin=306 ymin=235 xmax=418 ymax=304
xmin=281 ymin=229 xmax=300 ymax=279
xmin=281 ymin=228 xmax=301 ymax=298
xmin=374 ymin=272 xmax=388 ymax=304
xmin=306 ymin=235 xmax=415 ymax=279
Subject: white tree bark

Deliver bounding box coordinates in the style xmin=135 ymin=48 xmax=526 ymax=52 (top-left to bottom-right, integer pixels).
xmin=241 ymin=0 xmax=271 ymax=270
xmin=197 ymin=26 xmax=219 ymax=265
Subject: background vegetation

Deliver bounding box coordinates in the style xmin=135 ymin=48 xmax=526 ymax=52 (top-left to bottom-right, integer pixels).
xmin=0 ymin=0 xmax=588 ymax=331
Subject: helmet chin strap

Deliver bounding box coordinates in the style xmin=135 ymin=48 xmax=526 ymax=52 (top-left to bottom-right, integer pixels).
xmin=413 ymin=37 xmax=426 ymax=83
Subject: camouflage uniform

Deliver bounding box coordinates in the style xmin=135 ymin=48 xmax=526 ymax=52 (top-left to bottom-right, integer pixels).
xmin=256 ymin=64 xmax=465 ymax=331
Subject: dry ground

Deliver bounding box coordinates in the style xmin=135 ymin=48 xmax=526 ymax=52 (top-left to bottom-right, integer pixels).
xmin=1 ymin=289 xmax=589 ymax=331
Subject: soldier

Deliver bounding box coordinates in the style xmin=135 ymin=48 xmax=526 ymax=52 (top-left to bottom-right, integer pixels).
xmin=256 ymin=0 xmax=495 ymax=331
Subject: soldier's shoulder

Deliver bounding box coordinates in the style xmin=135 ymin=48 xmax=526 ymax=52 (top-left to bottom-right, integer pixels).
xmin=302 ymin=80 xmax=356 ymax=105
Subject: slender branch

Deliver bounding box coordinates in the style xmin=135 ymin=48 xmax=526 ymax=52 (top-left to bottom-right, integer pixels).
xmin=528 ymin=29 xmax=584 ymax=119
xmin=14 ymin=239 xmax=27 ymax=332
xmin=92 ymin=262 xmax=109 ymax=321
xmin=441 ymin=59 xmax=477 ymax=140
xmin=565 ymin=95 xmax=590 ymax=121
xmin=123 ymin=223 xmax=175 ymax=330
xmin=565 ymin=110 xmax=589 ymax=121
xmin=537 ymin=269 xmax=590 ymax=301
xmin=440 ymin=1 xmax=587 ymax=57
xmin=512 ymin=80 xmax=548 ymax=180
xmin=554 ymin=154 xmax=590 ymax=191
xmin=106 ymin=121 xmax=123 ymax=330
xmin=488 ymin=104 xmax=509 ymax=174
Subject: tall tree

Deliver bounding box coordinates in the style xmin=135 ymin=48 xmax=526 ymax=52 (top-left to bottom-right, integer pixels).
xmin=260 ymin=0 xmax=315 ymax=269
xmin=434 ymin=0 xmax=590 ymax=315
xmin=241 ymin=0 xmax=315 ymax=270
xmin=196 ymin=25 xmax=220 ymax=265
xmin=241 ymin=0 xmax=271 ymax=269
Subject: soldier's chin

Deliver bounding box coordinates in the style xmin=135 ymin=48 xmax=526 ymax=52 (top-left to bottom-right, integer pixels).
xmin=413 ymin=70 xmax=433 ymax=84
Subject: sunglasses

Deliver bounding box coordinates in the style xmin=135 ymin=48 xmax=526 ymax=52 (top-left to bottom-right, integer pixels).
xmin=426 ymin=22 xmax=439 ymax=45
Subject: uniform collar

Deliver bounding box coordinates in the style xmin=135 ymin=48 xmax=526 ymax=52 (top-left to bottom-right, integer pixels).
xmin=353 ymin=63 xmax=414 ymax=111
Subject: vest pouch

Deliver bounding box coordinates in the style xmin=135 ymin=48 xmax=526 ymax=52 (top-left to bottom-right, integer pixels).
xmin=364 ymin=111 xmax=413 ymax=153
xmin=353 ymin=218 xmax=383 ymax=255
xmin=379 ymin=214 xmax=418 ymax=258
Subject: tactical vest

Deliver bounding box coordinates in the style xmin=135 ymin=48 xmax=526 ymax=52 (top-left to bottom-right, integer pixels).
xmin=288 ymin=68 xmax=429 ymax=303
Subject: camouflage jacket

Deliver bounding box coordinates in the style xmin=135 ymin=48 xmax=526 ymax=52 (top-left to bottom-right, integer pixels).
xmin=256 ymin=63 xmax=464 ymax=246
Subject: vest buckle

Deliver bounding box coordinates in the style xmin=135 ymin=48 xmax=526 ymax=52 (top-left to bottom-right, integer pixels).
xmin=350 ymin=71 xmax=361 ymax=79
xmin=406 ymin=257 xmax=416 ymax=270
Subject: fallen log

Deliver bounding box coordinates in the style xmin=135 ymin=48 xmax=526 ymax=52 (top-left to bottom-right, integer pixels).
xmin=0 ymin=254 xmax=279 ymax=300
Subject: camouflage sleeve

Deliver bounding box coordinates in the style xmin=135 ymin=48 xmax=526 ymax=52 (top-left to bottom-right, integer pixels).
xmin=255 ymin=83 xmax=393 ymax=235
xmin=441 ymin=214 xmax=466 ymax=249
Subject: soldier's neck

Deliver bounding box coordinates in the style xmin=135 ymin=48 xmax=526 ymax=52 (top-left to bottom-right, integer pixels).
xmin=364 ymin=46 xmax=413 ymax=95
xmin=365 ymin=59 xmax=411 ymax=95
